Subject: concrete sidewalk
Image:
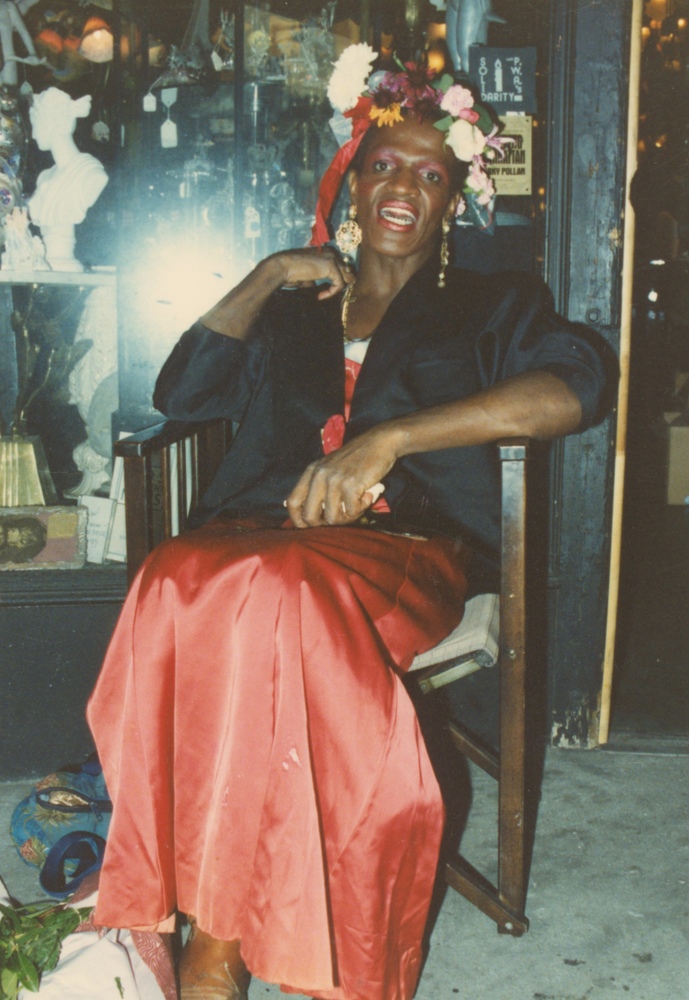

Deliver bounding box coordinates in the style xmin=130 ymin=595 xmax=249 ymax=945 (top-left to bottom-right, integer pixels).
xmin=2 ymin=749 xmax=687 ymax=999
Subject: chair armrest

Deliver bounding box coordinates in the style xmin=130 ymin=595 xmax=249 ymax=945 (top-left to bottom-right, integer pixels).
xmin=114 ymin=419 xmax=230 ymax=459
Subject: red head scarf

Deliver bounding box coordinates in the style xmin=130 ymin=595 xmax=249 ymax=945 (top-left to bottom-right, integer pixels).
xmin=311 ymin=97 xmax=374 ymax=246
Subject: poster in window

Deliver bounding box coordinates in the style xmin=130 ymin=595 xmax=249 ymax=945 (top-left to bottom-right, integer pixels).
xmin=493 ymin=115 xmax=532 ymax=196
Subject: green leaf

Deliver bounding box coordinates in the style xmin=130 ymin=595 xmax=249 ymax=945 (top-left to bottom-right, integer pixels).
xmin=437 ymin=74 xmax=454 ymax=93
xmin=0 ymin=905 xmax=20 ymax=930
xmin=28 ymin=929 xmax=61 ymax=965
xmin=433 ymin=115 xmax=453 ymax=133
xmin=0 ymin=899 xmax=94 ymax=992
xmin=1 ymin=966 xmax=20 ymax=1000
xmin=16 ymin=952 xmax=40 ymax=992
xmin=42 ymin=908 xmax=81 ymax=936
xmin=474 ymin=105 xmax=494 ymax=134
xmin=5 ymin=952 xmax=21 ymax=973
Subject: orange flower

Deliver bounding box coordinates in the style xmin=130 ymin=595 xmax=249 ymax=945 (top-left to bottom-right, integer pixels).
xmin=369 ymin=103 xmax=403 ymax=127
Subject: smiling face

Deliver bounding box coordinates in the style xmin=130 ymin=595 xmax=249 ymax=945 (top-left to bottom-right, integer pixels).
xmin=348 ymin=116 xmax=461 ymax=268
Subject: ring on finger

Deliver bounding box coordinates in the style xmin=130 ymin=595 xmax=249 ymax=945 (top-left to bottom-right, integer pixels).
xmin=321 ymin=500 xmax=348 ymax=514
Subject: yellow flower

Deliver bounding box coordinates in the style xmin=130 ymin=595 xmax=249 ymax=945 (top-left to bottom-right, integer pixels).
xmin=369 ymin=103 xmax=404 ymax=127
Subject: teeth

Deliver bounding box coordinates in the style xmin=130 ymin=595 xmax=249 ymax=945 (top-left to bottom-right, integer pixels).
xmin=380 ymin=207 xmax=415 ymax=225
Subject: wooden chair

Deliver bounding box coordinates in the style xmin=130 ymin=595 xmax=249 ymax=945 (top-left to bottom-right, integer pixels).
xmin=114 ymin=424 xmax=531 ymax=936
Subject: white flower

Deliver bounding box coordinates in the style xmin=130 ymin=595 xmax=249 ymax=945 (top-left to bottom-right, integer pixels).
xmin=327 ymin=43 xmax=377 ymax=113
xmin=446 ymin=119 xmax=487 ymax=162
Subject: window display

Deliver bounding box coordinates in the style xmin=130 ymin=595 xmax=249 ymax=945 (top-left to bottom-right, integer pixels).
xmin=0 ymin=0 xmax=549 ymax=568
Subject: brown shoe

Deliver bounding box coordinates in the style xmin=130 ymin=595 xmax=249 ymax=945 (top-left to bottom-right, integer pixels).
xmin=179 ymin=919 xmax=250 ymax=1000
xmin=179 ymin=963 xmax=248 ymax=1000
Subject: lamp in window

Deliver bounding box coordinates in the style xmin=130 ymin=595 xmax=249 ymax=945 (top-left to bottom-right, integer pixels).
xmin=78 ymin=17 xmax=113 ymax=63
xmin=34 ymin=29 xmax=64 ymax=57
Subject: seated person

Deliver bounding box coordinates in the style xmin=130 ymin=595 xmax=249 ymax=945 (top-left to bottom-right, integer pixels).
xmin=88 ymin=50 xmax=614 ymax=1000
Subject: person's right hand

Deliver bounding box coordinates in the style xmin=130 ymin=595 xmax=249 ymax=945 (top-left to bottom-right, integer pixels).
xmin=201 ymin=246 xmax=354 ymax=340
xmin=262 ymin=247 xmax=355 ymax=300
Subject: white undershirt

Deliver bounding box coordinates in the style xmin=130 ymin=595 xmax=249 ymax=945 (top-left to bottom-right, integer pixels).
xmin=344 ymin=339 xmax=370 ymax=364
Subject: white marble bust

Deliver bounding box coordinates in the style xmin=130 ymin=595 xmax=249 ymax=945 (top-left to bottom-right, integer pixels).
xmin=28 ymin=89 xmax=108 ymax=272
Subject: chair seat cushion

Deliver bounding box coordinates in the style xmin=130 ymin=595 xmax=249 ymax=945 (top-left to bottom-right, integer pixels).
xmin=409 ymin=592 xmax=499 ymax=672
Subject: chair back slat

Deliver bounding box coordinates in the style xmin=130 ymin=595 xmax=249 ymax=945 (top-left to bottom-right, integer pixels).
xmin=121 ymin=454 xmax=155 ymax=582
xmin=160 ymin=446 xmax=173 ymax=541
xmin=176 ymin=439 xmax=188 ymax=534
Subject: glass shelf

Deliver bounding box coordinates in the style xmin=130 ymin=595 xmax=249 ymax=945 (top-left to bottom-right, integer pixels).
xmin=0 ymin=267 xmax=116 ymax=287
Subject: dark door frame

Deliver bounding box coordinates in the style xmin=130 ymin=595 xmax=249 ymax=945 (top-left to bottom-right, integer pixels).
xmin=544 ymin=0 xmax=632 ymax=746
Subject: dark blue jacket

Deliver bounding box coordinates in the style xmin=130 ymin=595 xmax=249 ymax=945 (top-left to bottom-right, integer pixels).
xmin=154 ymin=260 xmax=615 ymax=563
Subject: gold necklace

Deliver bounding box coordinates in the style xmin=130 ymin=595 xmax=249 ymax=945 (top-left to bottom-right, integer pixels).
xmin=341 ymin=283 xmax=356 ymax=343
xmin=342 ymin=282 xmax=374 ymax=344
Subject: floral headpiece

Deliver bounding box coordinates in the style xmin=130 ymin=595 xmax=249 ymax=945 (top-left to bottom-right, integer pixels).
xmin=311 ymin=43 xmax=510 ymax=246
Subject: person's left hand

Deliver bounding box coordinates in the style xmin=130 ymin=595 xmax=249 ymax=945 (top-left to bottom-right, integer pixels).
xmin=285 ymin=425 xmax=400 ymax=528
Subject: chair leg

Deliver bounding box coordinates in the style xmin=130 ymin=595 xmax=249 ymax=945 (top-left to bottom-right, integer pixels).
xmin=441 ymin=440 xmax=530 ymax=936
xmin=496 ymin=643 xmax=529 ymax=935
xmin=444 ymin=855 xmax=528 ymax=936
xmin=496 ymin=442 xmax=529 ymax=933
xmin=445 ymin=708 xmax=529 ymax=936
xmin=442 ymin=713 xmax=529 ymax=936
xmin=443 ymin=697 xmax=529 ymax=937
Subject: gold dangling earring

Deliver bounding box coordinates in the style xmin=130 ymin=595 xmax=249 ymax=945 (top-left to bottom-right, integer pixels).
xmin=335 ymin=205 xmax=363 ymax=262
xmin=438 ymin=217 xmax=451 ymax=289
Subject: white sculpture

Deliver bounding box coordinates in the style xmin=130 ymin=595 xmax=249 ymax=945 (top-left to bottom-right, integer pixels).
xmin=66 ymin=286 xmax=118 ymax=496
xmin=28 ymin=89 xmax=108 ymax=272
xmin=0 ymin=207 xmax=49 ymax=271
xmin=446 ymin=0 xmax=506 ymax=74
xmin=0 ymin=1 xmax=44 ymax=87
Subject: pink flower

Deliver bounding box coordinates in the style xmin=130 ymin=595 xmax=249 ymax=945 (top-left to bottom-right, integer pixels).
xmin=466 ymin=159 xmax=495 ymax=205
xmin=484 ymin=125 xmax=514 ymax=159
xmin=459 ymin=107 xmax=480 ymax=124
xmin=372 ymin=72 xmax=405 ymax=103
xmin=440 ymin=84 xmax=475 ymax=117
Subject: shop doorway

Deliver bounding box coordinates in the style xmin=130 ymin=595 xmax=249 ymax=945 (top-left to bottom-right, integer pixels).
xmin=607 ymin=0 xmax=689 ymax=748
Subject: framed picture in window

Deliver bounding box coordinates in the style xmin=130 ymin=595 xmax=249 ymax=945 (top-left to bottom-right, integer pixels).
xmin=0 ymin=506 xmax=88 ymax=571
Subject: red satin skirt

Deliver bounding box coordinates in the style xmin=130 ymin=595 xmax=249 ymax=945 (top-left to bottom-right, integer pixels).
xmin=87 ymin=519 xmax=469 ymax=1000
